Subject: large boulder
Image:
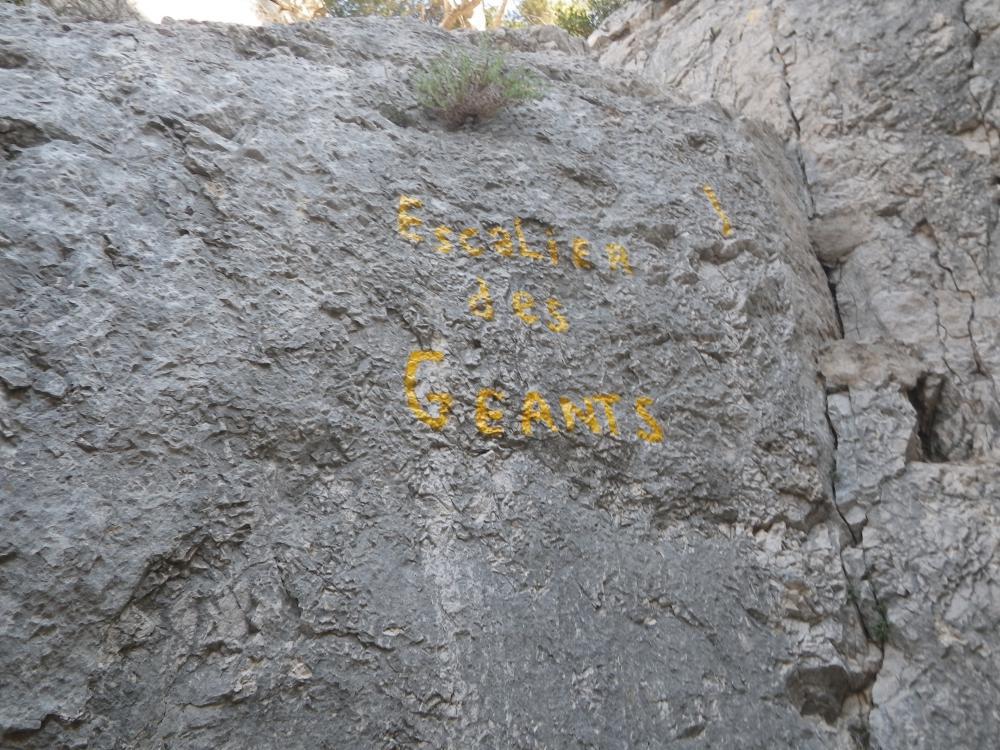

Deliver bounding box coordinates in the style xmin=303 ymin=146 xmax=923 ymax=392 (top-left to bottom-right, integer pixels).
xmin=0 ymin=4 xmax=878 ymax=748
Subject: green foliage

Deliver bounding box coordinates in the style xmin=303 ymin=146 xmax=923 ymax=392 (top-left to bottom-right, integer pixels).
xmin=588 ymin=0 xmax=626 ymax=27
xmin=519 ymin=0 xmax=554 ymax=24
xmin=413 ymin=42 xmax=543 ymax=129
xmin=872 ymin=602 xmax=890 ymax=644
xmin=554 ymin=0 xmax=626 ymax=37
xmin=872 ymin=616 xmax=890 ymax=644
xmin=321 ymin=0 xmax=627 ymax=34
xmin=513 ymin=0 xmax=627 ymax=38
xmin=324 ymin=0 xmax=439 ymax=21
xmin=845 ymin=583 xmax=858 ymax=604
xmin=554 ymin=2 xmax=591 ymax=36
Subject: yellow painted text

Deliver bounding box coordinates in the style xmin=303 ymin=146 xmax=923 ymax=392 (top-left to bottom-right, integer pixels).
xmin=469 ymin=277 xmax=495 ymax=321
xmin=403 ymin=350 xmax=453 ymax=431
xmin=521 ymin=391 xmax=559 ymax=436
xmin=703 ymin=184 xmax=733 ymax=238
xmin=397 ymin=195 xmax=424 ymax=243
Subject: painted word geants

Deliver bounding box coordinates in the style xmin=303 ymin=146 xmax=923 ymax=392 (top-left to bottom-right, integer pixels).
xmin=398 ymin=195 xmax=635 ymax=275
xmin=404 ymin=350 xmax=664 ymax=444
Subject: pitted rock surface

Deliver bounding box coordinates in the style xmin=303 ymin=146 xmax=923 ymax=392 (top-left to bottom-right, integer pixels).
xmin=0 ymin=3 xmax=955 ymax=749
xmin=36 ymin=0 xmax=327 ymax=24
xmin=594 ymin=1 xmax=1000 ymax=747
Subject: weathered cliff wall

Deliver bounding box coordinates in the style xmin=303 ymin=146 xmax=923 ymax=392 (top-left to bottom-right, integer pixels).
xmin=594 ymin=1 xmax=1000 ymax=747
xmin=2 ymin=0 xmax=996 ymax=747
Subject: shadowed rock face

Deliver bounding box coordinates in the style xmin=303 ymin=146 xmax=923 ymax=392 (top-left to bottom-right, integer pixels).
xmin=0 ymin=4 xmax=895 ymax=749
xmin=595 ymin=1 xmax=1000 ymax=747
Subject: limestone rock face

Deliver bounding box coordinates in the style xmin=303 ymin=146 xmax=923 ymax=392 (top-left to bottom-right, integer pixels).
xmin=37 ymin=0 xmax=327 ymax=25
xmin=594 ymin=1 xmax=1000 ymax=747
xmin=0 ymin=4 xmax=878 ymax=748
xmin=33 ymin=0 xmax=141 ymax=22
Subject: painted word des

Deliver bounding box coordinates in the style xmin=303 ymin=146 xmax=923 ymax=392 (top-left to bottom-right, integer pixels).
xmin=468 ymin=278 xmax=569 ymax=334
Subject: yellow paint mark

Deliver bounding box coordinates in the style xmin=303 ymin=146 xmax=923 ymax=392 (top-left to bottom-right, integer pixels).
xmin=515 ymin=218 xmax=544 ymax=261
xmin=605 ymin=243 xmax=634 ymax=275
xmin=521 ymin=391 xmax=558 ymax=436
xmin=545 ymin=298 xmax=569 ymax=333
xmin=397 ymin=195 xmax=424 ymax=243
xmin=559 ymin=396 xmax=601 ymax=434
xmin=592 ymin=393 xmax=621 ymax=436
xmin=746 ymin=7 xmax=764 ymax=24
xmin=512 ymin=291 xmax=540 ymax=326
xmin=702 ymin=184 xmax=733 ymax=238
xmin=635 ymin=396 xmax=664 ymax=443
xmin=403 ymin=350 xmax=452 ymax=431
xmin=459 ymin=227 xmax=484 ymax=256
xmin=488 ymin=226 xmax=514 ymax=257
xmin=434 ymin=225 xmax=454 ymax=254
xmin=572 ymin=237 xmax=594 ymax=270
xmin=469 ymin=277 xmax=494 ymax=321
xmin=476 ymin=388 xmax=505 ymax=437
xmin=546 ymin=228 xmax=559 ymax=266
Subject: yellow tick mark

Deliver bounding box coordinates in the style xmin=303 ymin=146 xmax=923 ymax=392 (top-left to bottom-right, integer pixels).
xmin=702 ymin=184 xmax=733 ymax=238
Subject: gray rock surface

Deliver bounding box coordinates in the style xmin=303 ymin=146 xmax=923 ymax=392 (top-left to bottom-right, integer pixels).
xmin=36 ymin=0 xmax=326 ymax=24
xmin=0 ymin=4 xmax=882 ymax=748
xmin=594 ymin=1 xmax=1000 ymax=747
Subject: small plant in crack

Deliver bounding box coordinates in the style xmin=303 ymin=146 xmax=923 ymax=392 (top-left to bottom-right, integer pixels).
xmin=412 ymin=41 xmax=543 ymax=130
xmin=872 ymin=602 xmax=891 ymax=645
xmin=845 ymin=582 xmax=858 ymax=605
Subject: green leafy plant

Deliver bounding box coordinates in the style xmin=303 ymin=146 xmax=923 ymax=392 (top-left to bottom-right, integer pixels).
xmin=554 ymin=3 xmax=592 ymax=36
xmin=588 ymin=0 xmax=626 ymax=26
xmin=872 ymin=617 xmax=890 ymax=644
xmin=519 ymin=0 xmax=554 ymax=24
xmin=413 ymin=43 xmax=543 ymax=129
xmin=553 ymin=0 xmax=627 ymax=38
xmin=872 ymin=602 xmax=890 ymax=644
xmin=324 ymin=0 xmax=427 ymax=18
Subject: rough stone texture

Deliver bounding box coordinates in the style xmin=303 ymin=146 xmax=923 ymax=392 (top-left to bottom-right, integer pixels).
xmin=36 ymin=0 xmax=327 ymax=25
xmin=594 ymin=1 xmax=1000 ymax=747
xmin=33 ymin=0 xmax=141 ymax=22
xmin=0 ymin=4 xmax=887 ymax=748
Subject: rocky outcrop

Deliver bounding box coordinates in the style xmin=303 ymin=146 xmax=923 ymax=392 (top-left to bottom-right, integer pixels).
xmin=594 ymin=1 xmax=1000 ymax=747
xmin=37 ymin=0 xmax=327 ymax=24
xmin=0 ymin=3 xmax=886 ymax=748
xmin=4 ymin=0 xmax=995 ymax=746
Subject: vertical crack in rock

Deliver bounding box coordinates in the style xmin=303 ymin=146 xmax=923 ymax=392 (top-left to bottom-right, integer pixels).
xmin=960 ymin=1 xmax=982 ymax=56
xmin=593 ymin=1 xmax=1000 ymax=745
xmin=765 ymin=2 xmax=888 ymax=730
xmin=905 ymin=374 xmax=946 ymax=462
xmin=823 ymin=265 xmax=846 ymax=339
xmin=947 ymin=2 xmax=1000 ymax=412
xmin=767 ymin=0 xmax=814 ymax=219
xmin=823 ymin=387 xmax=885 ymax=709
xmin=822 ymin=395 xmax=857 ymax=548
xmin=921 ymin=218 xmax=1000 ymax=408
xmin=820 ymin=239 xmax=884 ymax=737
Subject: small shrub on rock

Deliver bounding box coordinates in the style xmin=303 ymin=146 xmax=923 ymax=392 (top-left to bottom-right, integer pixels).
xmin=413 ymin=43 xmax=542 ymax=129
